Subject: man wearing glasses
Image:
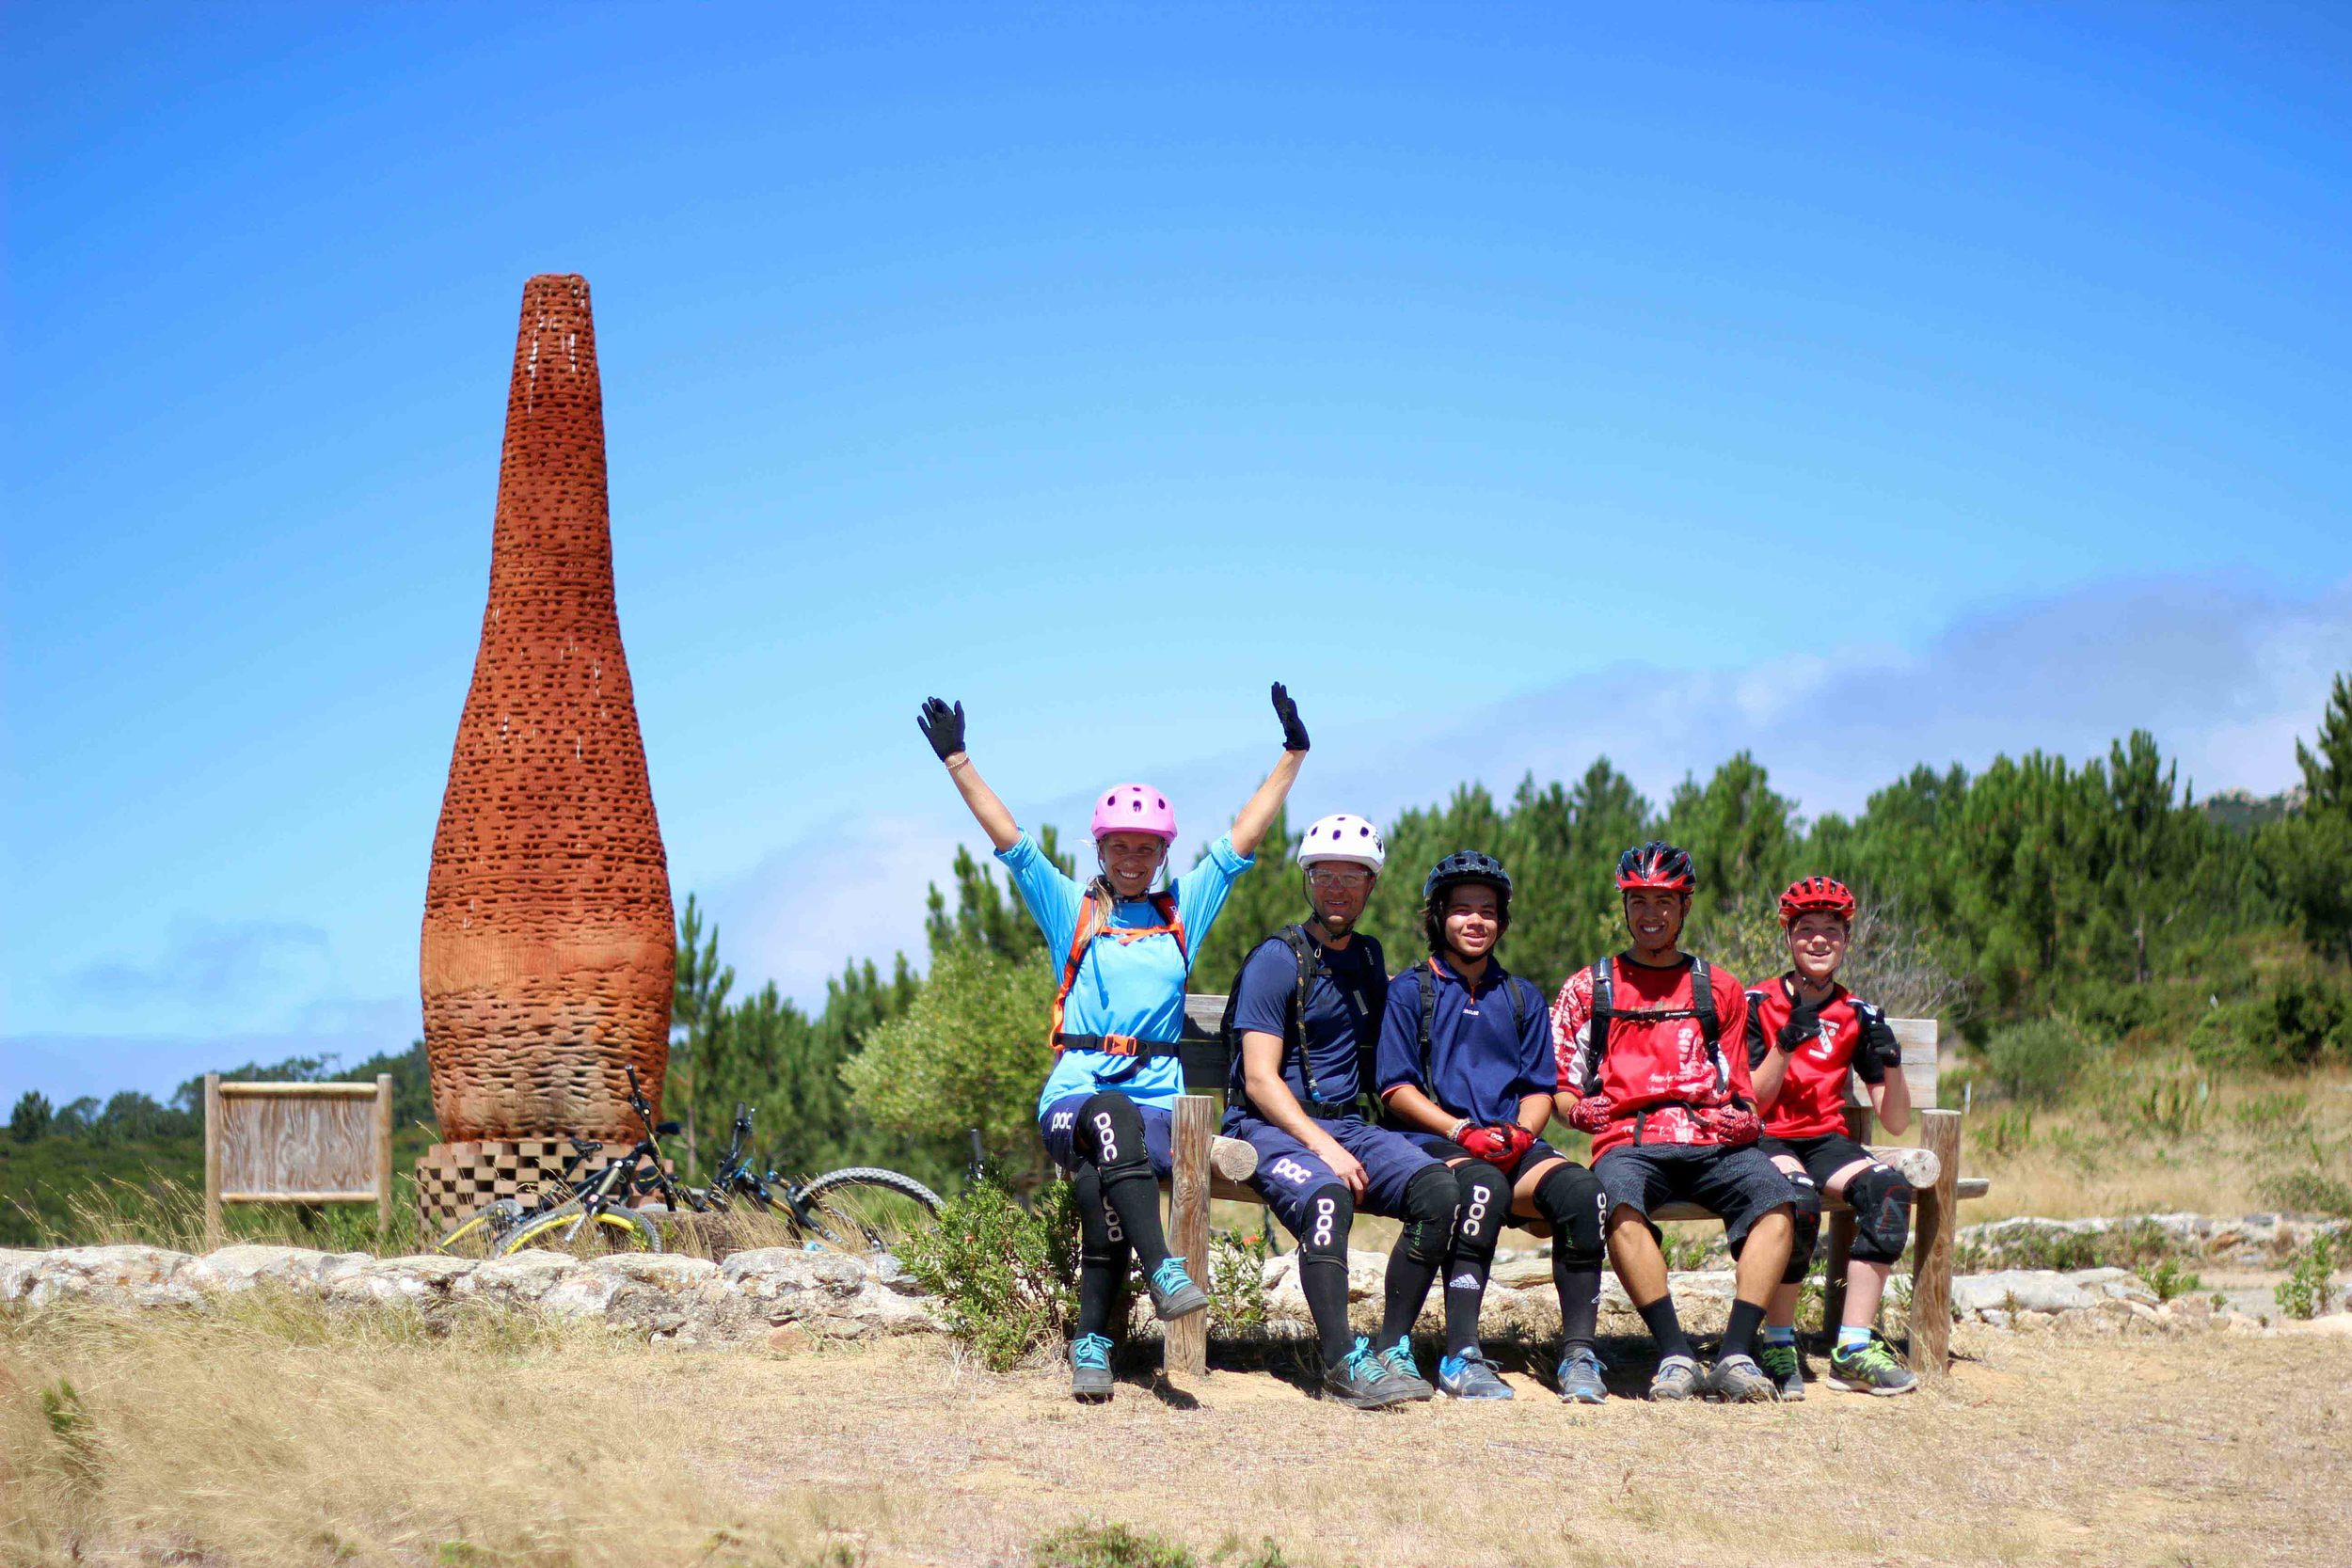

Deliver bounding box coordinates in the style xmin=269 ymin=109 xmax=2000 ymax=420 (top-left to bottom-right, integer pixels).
xmin=1222 ymin=814 xmax=1461 ymax=1407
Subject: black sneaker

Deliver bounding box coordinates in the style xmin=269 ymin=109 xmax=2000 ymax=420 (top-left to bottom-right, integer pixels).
xmin=1323 ymin=1337 xmax=1423 ymax=1409
xmin=1146 ymin=1258 xmax=1210 ymax=1321
xmin=1757 ymin=1339 xmax=1804 ymax=1402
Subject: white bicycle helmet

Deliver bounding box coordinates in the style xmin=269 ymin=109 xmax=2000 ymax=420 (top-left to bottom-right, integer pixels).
xmin=1296 ymin=813 xmax=1386 ymax=873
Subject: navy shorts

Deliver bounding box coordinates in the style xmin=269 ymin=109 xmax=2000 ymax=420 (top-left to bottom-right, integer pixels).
xmin=1594 ymin=1141 xmax=1797 ymax=1255
xmin=1224 ymin=1111 xmax=1445 ymax=1237
xmin=1402 ymin=1131 xmax=1571 ymax=1181
xmin=1040 ymin=1093 xmax=1174 ymax=1179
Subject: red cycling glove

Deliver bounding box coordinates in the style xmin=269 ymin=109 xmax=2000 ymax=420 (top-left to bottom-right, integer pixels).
xmin=1699 ymin=1104 xmax=1763 ymax=1148
xmin=1565 ymin=1095 xmax=1616 ymax=1134
xmin=1454 ymin=1122 xmax=1516 ymax=1164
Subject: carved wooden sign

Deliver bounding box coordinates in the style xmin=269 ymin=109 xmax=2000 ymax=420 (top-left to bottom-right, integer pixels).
xmin=421 ymin=274 xmax=675 ymax=1143
xmin=202 ymin=1074 xmax=393 ymax=1246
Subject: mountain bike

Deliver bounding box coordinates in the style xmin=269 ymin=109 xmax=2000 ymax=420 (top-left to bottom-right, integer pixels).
xmin=433 ymin=1137 xmax=606 ymax=1257
xmin=655 ymin=1100 xmax=945 ymax=1253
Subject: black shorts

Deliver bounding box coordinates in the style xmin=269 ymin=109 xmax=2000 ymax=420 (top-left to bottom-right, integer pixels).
xmin=1594 ymin=1142 xmax=1797 ymax=1255
xmin=1757 ymin=1132 xmax=1874 ymax=1192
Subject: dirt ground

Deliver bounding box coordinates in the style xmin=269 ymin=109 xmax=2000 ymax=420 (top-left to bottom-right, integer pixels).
xmin=8 ymin=1303 xmax=2346 ymax=1568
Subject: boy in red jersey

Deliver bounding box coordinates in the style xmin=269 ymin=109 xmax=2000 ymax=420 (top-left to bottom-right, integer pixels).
xmin=1747 ymin=876 xmax=1919 ymax=1398
xmin=1552 ymin=842 xmax=1798 ymax=1403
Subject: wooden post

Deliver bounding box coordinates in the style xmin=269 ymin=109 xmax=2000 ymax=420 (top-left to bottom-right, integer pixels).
xmin=1166 ymin=1094 xmax=1215 ymax=1379
xmin=202 ymin=1073 xmax=223 ymax=1250
xmin=373 ymin=1073 xmax=395 ymax=1243
xmin=1910 ymin=1107 xmax=1963 ymax=1376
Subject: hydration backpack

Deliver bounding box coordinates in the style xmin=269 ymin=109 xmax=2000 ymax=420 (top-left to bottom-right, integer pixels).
xmin=1049 ymin=889 xmax=1188 ymax=1061
xmin=1219 ymin=925 xmax=1383 ymax=1117
xmin=1579 ymin=953 xmax=1727 ymax=1097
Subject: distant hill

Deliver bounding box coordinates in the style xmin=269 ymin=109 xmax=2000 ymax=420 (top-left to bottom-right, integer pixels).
xmin=2200 ymin=786 xmax=2305 ymax=833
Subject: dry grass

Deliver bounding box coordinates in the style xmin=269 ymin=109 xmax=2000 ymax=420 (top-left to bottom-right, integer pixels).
xmin=8 ymin=1298 xmax=2347 ymax=1568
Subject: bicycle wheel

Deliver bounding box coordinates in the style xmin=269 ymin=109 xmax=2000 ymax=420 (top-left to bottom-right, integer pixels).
xmin=796 ymin=1167 xmax=944 ymax=1254
xmin=436 ymin=1197 xmax=526 ymax=1258
xmin=499 ymin=1200 xmax=663 ymax=1257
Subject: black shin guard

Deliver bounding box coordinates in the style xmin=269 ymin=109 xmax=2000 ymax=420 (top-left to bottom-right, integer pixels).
xmin=1845 ymin=1164 xmax=1915 ymax=1264
xmin=1534 ymin=1163 xmax=1608 ymax=1349
xmin=1783 ymin=1173 xmax=1824 ymax=1285
xmin=1295 ymin=1183 xmax=1357 ymax=1370
xmin=1076 ymin=1092 xmax=1168 ymax=1274
xmin=1443 ymin=1163 xmax=1510 ymax=1355
xmin=1380 ymin=1164 xmax=1458 ymax=1348
xmin=1071 ymin=1165 xmax=1132 ymax=1338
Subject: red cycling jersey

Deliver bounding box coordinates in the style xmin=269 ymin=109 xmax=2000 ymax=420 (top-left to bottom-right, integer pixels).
xmin=1743 ymin=974 xmax=1896 ymax=1139
xmin=1551 ymin=955 xmax=1754 ymax=1157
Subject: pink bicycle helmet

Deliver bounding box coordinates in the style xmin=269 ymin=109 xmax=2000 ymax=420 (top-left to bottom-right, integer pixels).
xmin=1092 ymin=783 xmax=1177 ymax=843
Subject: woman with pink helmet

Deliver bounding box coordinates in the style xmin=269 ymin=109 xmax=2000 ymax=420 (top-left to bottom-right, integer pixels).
xmin=916 ymin=684 xmax=1309 ymax=1401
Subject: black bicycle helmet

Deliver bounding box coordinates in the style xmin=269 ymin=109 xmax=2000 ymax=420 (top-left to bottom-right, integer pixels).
xmin=1615 ymin=840 xmax=1698 ymax=893
xmin=1423 ymin=849 xmax=1512 ymax=903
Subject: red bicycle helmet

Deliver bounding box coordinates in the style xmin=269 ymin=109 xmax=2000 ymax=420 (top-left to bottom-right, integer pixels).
xmin=1778 ymin=875 xmax=1857 ymax=927
xmin=1615 ymin=840 xmax=1697 ymax=893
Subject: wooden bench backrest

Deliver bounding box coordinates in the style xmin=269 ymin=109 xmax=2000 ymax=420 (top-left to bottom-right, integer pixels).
xmin=1182 ymin=992 xmax=1939 ymax=1109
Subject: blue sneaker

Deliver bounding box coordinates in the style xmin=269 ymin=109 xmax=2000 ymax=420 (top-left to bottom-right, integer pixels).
xmin=1438 ymin=1347 xmax=1515 ymax=1400
xmin=1071 ymin=1333 xmax=1114 ymax=1402
xmin=1146 ymin=1258 xmax=1209 ymax=1321
xmin=1377 ymin=1339 xmax=1436 ymax=1401
xmin=1324 ymin=1337 xmax=1423 ymax=1409
xmin=1555 ymin=1344 xmax=1609 ymax=1404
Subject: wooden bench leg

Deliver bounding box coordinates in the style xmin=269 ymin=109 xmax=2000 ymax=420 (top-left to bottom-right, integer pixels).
xmin=1909 ymin=1108 xmax=1963 ymax=1377
xmin=1165 ymin=1095 xmax=1214 ymax=1379
xmin=1821 ymin=1212 xmax=1854 ymax=1334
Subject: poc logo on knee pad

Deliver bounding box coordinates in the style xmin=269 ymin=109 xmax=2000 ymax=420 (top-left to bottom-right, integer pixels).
xmin=1461 ymin=1185 xmax=1491 ymax=1238
xmin=1091 ymin=1112 xmax=1118 ymax=1161
xmin=1311 ymin=1196 xmax=1337 ymax=1249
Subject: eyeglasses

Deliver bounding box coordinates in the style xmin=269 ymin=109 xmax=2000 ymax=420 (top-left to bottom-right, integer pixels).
xmin=1305 ymin=868 xmax=1374 ymax=889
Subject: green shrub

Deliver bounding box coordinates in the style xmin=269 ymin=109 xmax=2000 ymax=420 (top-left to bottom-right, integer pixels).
xmin=2234 ymin=1090 xmax=2311 ymax=1132
xmin=2262 ymin=1167 xmax=2352 ymax=1218
xmin=1207 ymin=1229 xmax=1272 ymax=1334
xmin=1982 ymin=1018 xmax=2093 ymax=1105
xmin=898 ymin=1177 xmax=1078 ymax=1370
xmin=2274 ymin=1232 xmax=2339 ymax=1322
xmin=2137 ymin=1256 xmax=2201 ymax=1302
xmin=1979 ymin=1105 xmax=2034 ymax=1158
xmin=2125 ymin=1074 xmax=2209 ymax=1137
xmin=1031 ymin=1522 xmax=1197 ymax=1568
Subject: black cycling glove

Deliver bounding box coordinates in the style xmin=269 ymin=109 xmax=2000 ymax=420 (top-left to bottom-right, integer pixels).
xmin=917 ymin=697 xmax=966 ymax=762
xmin=1777 ymin=994 xmax=1822 ymax=1052
xmin=1272 ymin=682 xmax=1310 ymax=752
xmin=1861 ymin=1012 xmax=1904 ymax=1070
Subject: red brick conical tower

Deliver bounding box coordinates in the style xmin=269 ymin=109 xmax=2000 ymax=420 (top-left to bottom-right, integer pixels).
xmin=421 ymin=274 xmax=675 ymax=1142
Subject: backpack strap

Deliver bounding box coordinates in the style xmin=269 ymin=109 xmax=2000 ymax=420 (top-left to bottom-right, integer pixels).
xmin=1690 ymin=957 xmax=1727 ymax=1095
xmin=1414 ymin=959 xmax=1439 ymax=1093
xmin=1050 ymin=890 xmax=1189 ymax=1061
xmin=1276 ymin=924 xmax=1326 ymax=1106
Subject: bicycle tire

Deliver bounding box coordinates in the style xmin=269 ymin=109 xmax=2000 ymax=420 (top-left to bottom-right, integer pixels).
xmin=499 ymin=1201 xmax=664 ymax=1257
xmin=436 ymin=1197 xmax=526 ymax=1258
xmin=795 ymin=1166 xmax=944 ymax=1254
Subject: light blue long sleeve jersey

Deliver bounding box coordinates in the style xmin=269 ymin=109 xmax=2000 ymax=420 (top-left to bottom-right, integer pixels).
xmin=994 ymin=830 xmax=1255 ymax=1117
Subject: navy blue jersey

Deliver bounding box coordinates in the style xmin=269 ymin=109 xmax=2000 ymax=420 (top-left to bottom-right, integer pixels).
xmin=1375 ymin=957 xmax=1555 ymax=1127
xmin=1229 ymin=928 xmax=1387 ymax=1108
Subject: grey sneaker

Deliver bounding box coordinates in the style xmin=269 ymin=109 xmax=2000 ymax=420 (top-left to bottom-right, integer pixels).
xmin=1649 ymin=1354 xmax=1703 ymax=1401
xmin=1707 ymin=1353 xmax=1780 ymax=1403
xmin=1438 ymin=1348 xmax=1515 ymax=1400
xmin=1826 ymin=1336 xmax=1919 ymax=1396
xmin=1377 ymin=1339 xmax=1436 ymax=1401
xmin=1555 ymin=1344 xmax=1609 ymax=1404
xmin=1145 ymin=1257 xmax=1209 ymax=1321
xmin=1323 ymin=1337 xmax=1422 ymax=1409
xmin=1757 ymin=1339 xmax=1805 ymax=1402
xmin=1071 ymin=1332 xmax=1114 ymax=1402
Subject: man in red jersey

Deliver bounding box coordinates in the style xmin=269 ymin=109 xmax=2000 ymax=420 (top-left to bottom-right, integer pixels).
xmin=1747 ymin=876 xmax=1919 ymax=1398
xmin=1552 ymin=841 xmax=1798 ymax=1403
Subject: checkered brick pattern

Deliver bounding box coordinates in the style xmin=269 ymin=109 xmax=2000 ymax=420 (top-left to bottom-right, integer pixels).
xmin=413 ymin=1139 xmax=671 ymax=1228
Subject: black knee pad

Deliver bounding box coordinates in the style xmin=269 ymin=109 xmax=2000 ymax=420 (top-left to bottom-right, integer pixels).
xmin=1845 ymin=1164 xmax=1914 ymax=1263
xmin=1534 ymin=1163 xmax=1606 ymax=1264
xmin=1782 ymin=1171 xmax=1823 ymax=1284
xmin=1295 ymin=1182 xmax=1355 ymax=1265
xmin=1071 ymin=1165 xmax=1126 ymax=1258
xmin=1075 ymin=1091 xmax=1151 ymax=1187
xmin=1452 ymin=1162 xmax=1510 ymax=1259
xmin=1399 ymin=1163 xmax=1458 ymax=1265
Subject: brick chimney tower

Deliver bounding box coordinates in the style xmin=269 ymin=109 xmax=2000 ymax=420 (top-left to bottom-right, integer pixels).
xmin=421 ymin=274 xmax=675 ymax=1143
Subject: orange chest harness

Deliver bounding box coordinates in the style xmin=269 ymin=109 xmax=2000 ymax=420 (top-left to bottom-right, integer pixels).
xmin=1049 ymin=890 xmax=1190 ymax=1061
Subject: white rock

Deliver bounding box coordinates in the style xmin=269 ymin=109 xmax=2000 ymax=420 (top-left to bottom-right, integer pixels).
xmin=27 ymin=1245 xmax=199 ymax=1308
xmin=182 ymin=1244 xmax=340 ymax=1294
xmin=324 ymin=1255 xmax=473 ymax=1307
xmin=1951 ymin=1270 xmax=2099 ymax=1315
xmin=0 ymin=1248 xmax=48 ymax=1303
xmin=455 ymin=1251 xmax=580 ymax=1306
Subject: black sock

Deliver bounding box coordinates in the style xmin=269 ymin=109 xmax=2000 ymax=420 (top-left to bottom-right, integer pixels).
xmin=1555 ymin=1258 xmax=1603 ymax=1351
xmin=1075 ymin=1250 xmax=1128 ymax=1338
xmin=1442 ymin=1244 xmax=1492 ymax=1356
xmin=1722 ymin=1300 xmax=1766 ymax=1363
xmin=1096 ymin=1169 xmax=1170 ymax=1275
xmin=1379 ymin=1235 xmax=1439 ymax=1350
xmin=1637 ymin=1295 xmax=1692 ymax=1361
xmin=1300 ymin=1258 xmax=1354 ymax=1371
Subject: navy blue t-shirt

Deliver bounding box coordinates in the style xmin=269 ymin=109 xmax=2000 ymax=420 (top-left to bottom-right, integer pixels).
xmin=1228 ymin=928 xmax=1388 ymax=1108
xmin=1375 ymin=957 xmax=1554 ymax=1127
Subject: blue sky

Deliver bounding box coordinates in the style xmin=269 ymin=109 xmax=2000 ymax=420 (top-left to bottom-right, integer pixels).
xmin=6 ymin=3 xmax=2349 ymax=1104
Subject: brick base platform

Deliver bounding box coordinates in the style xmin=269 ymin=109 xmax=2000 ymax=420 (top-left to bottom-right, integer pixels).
xmin=413 ymin=1139 xmax=669 ymax=1229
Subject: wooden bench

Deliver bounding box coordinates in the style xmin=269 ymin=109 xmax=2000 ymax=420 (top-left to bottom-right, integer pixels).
xmin=1162 ymin=999 xmax=1988 ymax=1380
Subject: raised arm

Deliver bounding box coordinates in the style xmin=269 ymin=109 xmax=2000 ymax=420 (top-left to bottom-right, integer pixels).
xmin=917 ymin=697 xmax=1020 ymax=851
xmin=1229 ymin=683 xmax=1310 ymax=856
